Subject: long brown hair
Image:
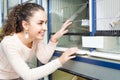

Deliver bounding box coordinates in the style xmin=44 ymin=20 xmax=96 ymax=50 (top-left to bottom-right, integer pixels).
xmin=0 ymin=3 xmax=44 ymax=39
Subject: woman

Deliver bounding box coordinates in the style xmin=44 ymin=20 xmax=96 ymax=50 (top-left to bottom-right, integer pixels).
xmin=0 ymin=3 xmax=78 ymax=80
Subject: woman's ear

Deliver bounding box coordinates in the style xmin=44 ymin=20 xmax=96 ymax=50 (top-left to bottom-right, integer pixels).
xmin=22 ymin=20 xmax=29 ymax=30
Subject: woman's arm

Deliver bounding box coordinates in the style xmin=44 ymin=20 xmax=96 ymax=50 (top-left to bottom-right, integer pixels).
xmin=36 ymin=20 xmax=72 ymax=64
xmin=36 ymin=40 xmax=57 ymax=64
xmin=1 ymin=40 xmax=62 ymax=80
xmin=1 ymin=36 xmax=78 ymax=80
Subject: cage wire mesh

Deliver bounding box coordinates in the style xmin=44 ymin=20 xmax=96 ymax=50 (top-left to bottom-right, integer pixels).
xmin=50 ymin=0 xmax=89 ymax=33
xmin=96 ymin=0 xmax=120 ymax=31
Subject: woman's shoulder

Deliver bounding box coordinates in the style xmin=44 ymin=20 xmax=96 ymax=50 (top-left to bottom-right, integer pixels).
xmin=1 ymin=34 xmax=19 ymax=45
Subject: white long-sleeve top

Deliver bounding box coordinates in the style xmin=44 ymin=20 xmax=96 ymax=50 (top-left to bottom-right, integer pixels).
xmin=0 ymin=34 xmax=62 ymax=80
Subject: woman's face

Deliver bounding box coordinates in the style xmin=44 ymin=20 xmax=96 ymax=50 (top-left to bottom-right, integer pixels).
xmin=27 ymin=10 xmax=47 ymax=40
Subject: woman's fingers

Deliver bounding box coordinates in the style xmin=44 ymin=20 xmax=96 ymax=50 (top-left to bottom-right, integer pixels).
xmin=68 ymin=56 xmax=76 ymax=59
xmin=62 ymin=20 xmax=72 ymax=30
xmin=59 ymin=47 xmax=78 ymax=64
xmin=67 ymin=47 xmax=78 ymax=55
xmin=50 ymin=20 xmax=72 ymax=43
xmin=62 ymin=29 xmax=68 ymax=35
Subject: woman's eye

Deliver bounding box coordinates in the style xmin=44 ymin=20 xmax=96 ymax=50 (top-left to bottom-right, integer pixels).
xmin=39 ymin=23 xmax=43 ymax=25
xmin=38 ymin=21 xmax=47 ymax=25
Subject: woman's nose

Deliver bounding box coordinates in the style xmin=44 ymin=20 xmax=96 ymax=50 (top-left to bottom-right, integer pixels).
xmin=42 ymin=24 xmax=47 ymax=31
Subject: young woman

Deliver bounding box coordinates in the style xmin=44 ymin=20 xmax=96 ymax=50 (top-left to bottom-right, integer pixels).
xmin=0 ymin=3 xmax=78 ymax=80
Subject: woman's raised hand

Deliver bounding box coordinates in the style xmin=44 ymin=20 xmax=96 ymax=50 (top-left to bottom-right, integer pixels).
xmin=50 ymin=20 xmax=72 ymax=43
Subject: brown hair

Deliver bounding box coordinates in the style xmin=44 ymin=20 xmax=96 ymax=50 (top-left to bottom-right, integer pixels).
xmin=0 ymin=3 xmax=44 ymax=39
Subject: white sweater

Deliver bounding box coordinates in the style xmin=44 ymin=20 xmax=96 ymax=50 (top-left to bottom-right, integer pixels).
xmin=0 ymin=34 xmax=62 ymax=80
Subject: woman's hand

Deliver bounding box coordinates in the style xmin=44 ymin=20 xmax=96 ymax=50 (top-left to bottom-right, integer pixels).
xmin=50 ymin=20 xmax=72 ymax=43
xmin=58 ymin=47 xmax=78 ymax=64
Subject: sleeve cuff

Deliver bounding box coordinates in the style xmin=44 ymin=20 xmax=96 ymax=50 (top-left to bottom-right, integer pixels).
xmin=48 ymin=41 xmax=58 ymax=48
xmin=52 ymin=58 xmax=63 ymax=68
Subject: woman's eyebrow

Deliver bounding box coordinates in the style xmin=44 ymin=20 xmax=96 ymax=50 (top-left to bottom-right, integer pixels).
xmin=39 ymin=20 xmax=47 ymax=22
